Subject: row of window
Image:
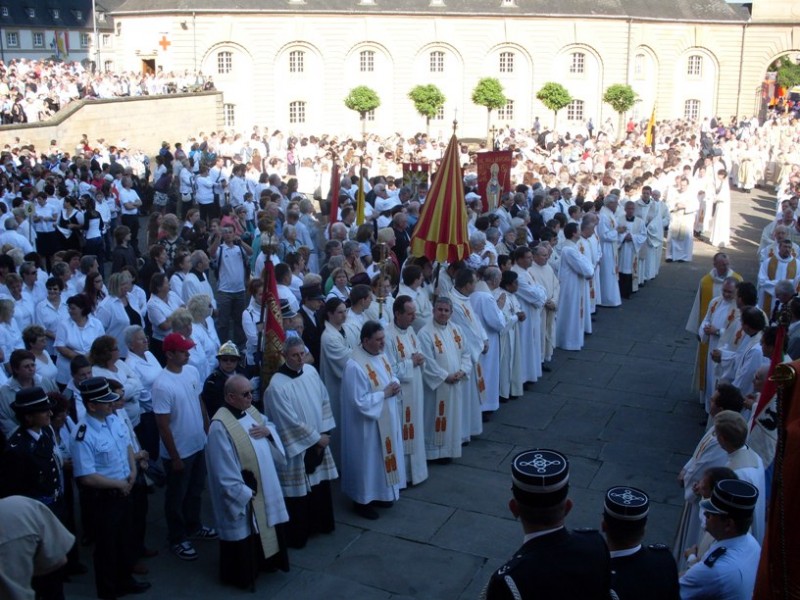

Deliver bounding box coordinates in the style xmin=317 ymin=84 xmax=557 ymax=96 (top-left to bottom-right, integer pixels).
xmin=4 ymin=31 xmax=102 ymax=49
xmin=218 ymin=48 xmax=706 ymax=78
xmin=1 ymin=7 xmax=85 ymax=20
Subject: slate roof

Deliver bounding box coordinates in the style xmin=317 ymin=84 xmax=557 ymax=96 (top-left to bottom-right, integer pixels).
xmin=0 ymin=0 xmax=123 ymax=31
xmin=110 ymin=0 xmax=748 ymax=22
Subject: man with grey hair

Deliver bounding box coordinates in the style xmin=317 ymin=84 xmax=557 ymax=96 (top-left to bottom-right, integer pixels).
xmin=530 ymin=244 xmax=559 ymax=367
xmin=471 ymin=267 xmax=507 ymax=419
xmin=0 ymin=215 xmax=34 ymax=254
xmin=597 ymin=193 xmax=626 ymax=307
xmin=666 ymin=176 xmax=698 ymax=262
xmin=467 ymin=230 xmax=493 ymax=269
xmin=618 ymin=200 xmax=647 ymax=299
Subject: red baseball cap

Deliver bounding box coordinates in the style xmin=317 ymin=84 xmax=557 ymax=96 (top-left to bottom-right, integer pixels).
xmin=163 ymin=333 xmax=196 ymax=352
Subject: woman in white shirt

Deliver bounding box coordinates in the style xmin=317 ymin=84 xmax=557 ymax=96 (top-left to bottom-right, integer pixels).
xmin=170 ymin=307 xmax=213 ymax=381
xmin=23 ymin=325 xmax=59 ymax=383
xmin=0 ymin=299 xmax=24 ymax=374
xmin=34 ymin=277 xmax=69 ymax=357
xmin=53 ymin=295 xmax=105 ymax=385
xmin=194 ymin=166 xmax=216 ymax=223
xmin=169 ymin=250 xmax=192 ymax=299
xmin=56 ymin=196 xmax=84 ymax=252
xmin=96 ymin=272 xmax=143 ymax=359
xmin=326 ymin=267 xmax=351 ymax=302
xmin=89 ymin=334 xmax=142 ymax=427
xmin=3 ymin=273 xmax=35 ymax=332
xmin=124 ymin=325 xmax=163 ymax=466
xmin=146 ymin=273 xmax=184 ymax=363
xmin=82 ymin=196 xmax=106 ymax=264
xmin=187 ymin=295 xmax=220 ymax=372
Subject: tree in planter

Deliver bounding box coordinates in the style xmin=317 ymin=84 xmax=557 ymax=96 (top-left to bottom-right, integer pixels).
xmin=408 ymin=84 xmax=446 ymax=136
xmin=602 ymin=83 xmax=638 ymax=140
xmin=535 ymin=82 xmax=572 ymax=130
xmin=471 ymin=77 xmax=506 ymax=146
xmin=344 ymin=86 xmax=381 ymax=138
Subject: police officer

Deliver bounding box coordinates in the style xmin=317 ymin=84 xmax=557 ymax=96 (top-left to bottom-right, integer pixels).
xmin=483 ymin=449 xmax=611 ymax=599
xmin=601 ymin=486 xmax=679 ymax=600
xmin=679 ymin=479 xmax=761 ymax=600
xmin=0 ymin=386 xmax=70 ymax=600
xmin=201 ymin=340 xmax=249 ymax=417
xmin=70 ymin=377 xmax=151 ymax=599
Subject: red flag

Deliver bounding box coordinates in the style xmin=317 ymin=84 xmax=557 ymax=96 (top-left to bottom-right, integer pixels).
xmin=259 ymin=258 xmax=285 ymax=389
xmin=327 ymin=163 xmax=340 ymax=236
xmin=752 ymin=325 xmax=786 ymax=430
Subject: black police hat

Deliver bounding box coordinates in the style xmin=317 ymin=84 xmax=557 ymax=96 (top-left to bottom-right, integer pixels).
xmin=11 ymin=386 xmax=54 ymax=415
xmin=511 ymin=449 xmax=569 ymax=507
xmin=604 ymin=486 xmax=650 ymax=522
xmin=78 ymin=377 xmax=120 ymax=404
xmin=700 ymin=479 xmax=758 ymax=518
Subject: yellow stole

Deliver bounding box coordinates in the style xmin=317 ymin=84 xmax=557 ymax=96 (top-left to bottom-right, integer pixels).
xmin=213 ymin=406 xmax=278 ymax=558
xmin=696 ymin=271 xmax=742 ymax=391
xmin=764 ymin=256 xmax=797 ymax=315
xmin=393 ymin=329 xmax=418 ymax=456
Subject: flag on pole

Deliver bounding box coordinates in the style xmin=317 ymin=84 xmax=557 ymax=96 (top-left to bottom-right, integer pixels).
xmin=258 ymin=258 xmax=285 ymax=391
xmin=327 ymin=163 xmax=340 ymax=236
xmin=644 ymin=105 xmax=656 ymax=150
xmin=752 ymin=326 xmax=786 ymax=431
xmin=355 ymin=163 xmax=365 ymax=226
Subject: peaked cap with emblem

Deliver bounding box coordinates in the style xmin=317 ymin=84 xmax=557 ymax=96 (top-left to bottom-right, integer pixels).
xmin=700 ymin=479 xmax=758 ymax=518
xmin=78 ymin=377 xmax=120 ymax=404
xmin=11 ymin=386 xmax=55 ymax=415
xmin=604 ymin=486 xmax=649 ymax=523
xmin=511 ymin=448 xmax=569 ymax=507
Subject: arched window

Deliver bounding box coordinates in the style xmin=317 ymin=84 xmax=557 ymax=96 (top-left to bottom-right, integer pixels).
xmin=569 ymin=52 xmax=585 ymax=74
xmin=499 ymin=51 xmax=514 ymax=73
xmin=634 ymin=53 xmax=645 ymax=79
xmin=498 ymin=99 xmax=514 ymax=120
xmin=684 ymin=99 xmax=700 ymax=121
xmin=430 ymin=50 xmax=445 ymax=73
xmin=289 ymin=50 xmax=304 ymax=73
xmin=289 ymin=101 xmax=306 ymax=124
xmin=687 ymin=55 xmax=702 ymax=77
xmin=359 ymin=50 xmax=375 ymax=72
xmin=566 ymin=99 xmax=584 ymax=121
xmin=217 ymin=51 xmax=232 ymax=75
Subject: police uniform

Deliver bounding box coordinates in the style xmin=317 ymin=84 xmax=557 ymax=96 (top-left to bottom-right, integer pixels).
xmin=483 ymin=449 xmax=611 ymax=600
xmin=201 ymin=341 xmax=248 ymax=417
xmin=603 ymin=486 xmax=679 ymax=600
xmin=679 ymin=480 xmax=761 ymax=600
xmin=70 ymin=377 xmax=150 ymax=600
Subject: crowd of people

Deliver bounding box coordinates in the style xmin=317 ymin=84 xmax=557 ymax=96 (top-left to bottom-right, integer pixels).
xmin=0 ymin=58 xmax=215 ymax=125
xmin=0 ymin=109 xmax=798 ymax=600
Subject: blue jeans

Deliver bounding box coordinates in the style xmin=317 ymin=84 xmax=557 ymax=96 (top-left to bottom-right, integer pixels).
xmin=163 ymin=449 xmax=206 ymax=544
xmin=216 ymin=290 xmax=246 ymax=347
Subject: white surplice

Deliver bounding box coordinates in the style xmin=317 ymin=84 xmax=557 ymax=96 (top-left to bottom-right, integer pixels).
xmin=556 ymin=241 xmax=595 ymax=351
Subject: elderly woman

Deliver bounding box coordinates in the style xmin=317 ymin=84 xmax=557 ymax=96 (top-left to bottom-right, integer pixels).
xmin=326 ymin=267 xmax=350 ymax=302
xmin=96 ymin=272 xmax=143 ymax=359
xmin=279 ymin=224 xmax=302 ymax=260
xmin=35 ymin=277 xmax=69 ymax=357
xmin=0 ymin=298 xmax=25 ymax=377
xmin=146 ymin=273 xmax=185 ymax=364
xmin=89 ymin=334 xmax=142 ymax=427
xmin=124 ymin=325 xmax=162 ymax=461
xmin=170 ymin=307 xmax=213 ymax=381
xmin=23 ymin=325 xmax=58 ymax=383
xmin=0 ymin=349 xmax=60 ymax=438
xmin=54 ymin=294 xmax=105 ymax=386
xmin=4 ymin=272 xmax=35 ymax=331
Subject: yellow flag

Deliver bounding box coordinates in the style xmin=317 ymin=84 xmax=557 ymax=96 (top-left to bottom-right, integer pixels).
xmin=645 ymin=105 xmax=656 ymax=149
xmin=355 ymin=171 xmax=365 ymax=226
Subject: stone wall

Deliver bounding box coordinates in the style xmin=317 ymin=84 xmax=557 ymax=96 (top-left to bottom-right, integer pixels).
xmin=0 ymin=91 xmax=223 ymax=153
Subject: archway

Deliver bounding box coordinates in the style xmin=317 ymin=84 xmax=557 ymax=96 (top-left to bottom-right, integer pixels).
xmin=761 ymin=51 xmax=800 ymax=121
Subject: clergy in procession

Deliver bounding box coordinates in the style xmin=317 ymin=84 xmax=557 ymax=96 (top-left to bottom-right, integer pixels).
xmin=709 ymin=168 xmax=732 ymax=249
xmin=343 ymin=282 xmax=373 ymax=349
xmin=262 ymin=337 xmax=338 ymax=549
xmin=529 ymin=245 xmax=559 ymax=368
xmin=511 ymin=246 xmax=547 ymax=385
xmin=470 ymin=267 xmax=507 ymax=419
xmin=712 ymin=307 xmax=767 ymax=397
xmin=634 ymin=186 xmax=662 ymax=285
xmin=385 ymin=296 xmax=429 ymax=486
xmin=418 ymin=296 xmax=472 ymax=462
xmin=666 ymin=176 xmax=698 ymax=262
xmin=319 ymin=297 xmax=351 ymax=463
xmin=577 ymin=214 xmax=601 ymax=333
xmin=495 ymin=271 xmax=524 ymax=402
xmin=686 ymin=253 xmax=742 ymax=398
xmin=557 ymin=222 xmax=595 ymax=351
xmin=696 ymin=277 xmax=739 ymax=412
xmin=617 ymin=201 xmax=647 ymax=299
xmin=448 ymin=268 xmax=488 ymax=440
xmin=398 ymin=264 xmax=433 ymax=332
xmin=205 ymin=374 xmax=289 ymax=590
xmin=597 ymin=193 xmax=625 ymax=307
xmin=757 ymin=238 xmax=800 ymax=314
xmin=340 ymin=320 xmax=405 ymax=521
xmin=758 ymin=224 xmax=799 ymax=264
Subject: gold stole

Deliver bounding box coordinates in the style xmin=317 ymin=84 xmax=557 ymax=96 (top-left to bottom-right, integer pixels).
xmin=765 ymin=256 xmax=797 ymax=315
xmin=213 ymin=407 xmax=278 ymax=558
xmin=393 ymin=330 xmax=417 ymax=456
xmin=432 ymin=330 xmax=449 ymax=447
xmin=353 ymin=348 xmax=401 ymax=486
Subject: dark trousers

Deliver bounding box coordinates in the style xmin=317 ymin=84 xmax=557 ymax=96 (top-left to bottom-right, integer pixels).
xmin=92 ymin=491 xmax=136 ymax=599
xmin=216 ymin=290 xmax=247 ymax=347
xmin=163 ymin=450 xmax=206 ymax=545
xmin=121 ymin=214 xmax=140 ymax=256
xmin=618 ymin=273 xmax=633 ymax=299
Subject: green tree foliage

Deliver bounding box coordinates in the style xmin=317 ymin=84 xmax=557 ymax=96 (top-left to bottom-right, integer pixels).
xmin=535 ymin=82 xmax=572 ymax=128
xmin=602 ymin=84 xmax=637 ymax=114
xmin=409 ymin=84 xmax=447 ymax=134
xmin=775 ymin=57 xmax=800 ymax=89
xmin=344 ymin=85 xmax=381 ymax=136
xmin=472 ymin=78 xmax=506 ymax=143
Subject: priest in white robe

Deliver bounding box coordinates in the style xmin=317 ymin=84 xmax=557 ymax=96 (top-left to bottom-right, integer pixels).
xmin=713 ymin=307 xmax=766 ymax=393
xmin=697 ymin=278 xmax=739 ymax=412
xmin=470 ymin=267 xmax=507 ymax=416
xmin=495 ymin=271 xmax=524 ymax=401
xmin=263 ymin=338 xmax=338 ymax=549
xmin=418 ymin=297 xmax=472 ymax=461
xmin=556 ymin=223 xmax=595 ymax=351
xmin=577 ymin=215 xmax=600 ymax=333
xmin=398 ymin=264 xmax=433 ymax=332
xmin=666 ymin=177 xmax=699 ymax=262
xmin=634 ymin=186 xmax=661 ymax=284
xmin=597 ymin=194 xmax=624 ymax=307
xmin=342 ymin=284 xmax=372 ymax=349
xmin=757 ymin=239 xmax=800 ymax=315
xmin=511 ymin=247 xmax=547 ymax=384
xmin=385 ymin=297 xmax=429 ymax=486
xmin=709 ymin=169 xmax=732 ymax=248
xmin=529 ymin=245 xmax=560 ymax=366
xmin=340 ymin=321 xmax=405 ymax=520
xmin=206 ymin=374 xmax=289 ymax=589
xmin=617 ymin=201 xmax=648 ymax=299
xmin=449 ymin=269 xmax=488 ymax=439
xmin=319 ymin=297 xmax=351 ymax=464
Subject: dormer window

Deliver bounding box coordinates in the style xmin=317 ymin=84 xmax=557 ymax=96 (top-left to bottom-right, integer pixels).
xmin=97 ymin=11 xmax=106 ymax=22
xmin=27 ymin=7 xmax=35 ymax=18
xmin=430 ymin=0 xmax=445 ymax=6
xmin=501 ymin=0 xmax=516 ymax=6
xmin=0 ymin=7 xmax=8 ymax=17
xmin=358 ymin=0 xmax=376 ymax=5
xmin=52 ymin=8 xmax=60 ymax=18
xmin=75 ymin=10 xmax=83 ymax=20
